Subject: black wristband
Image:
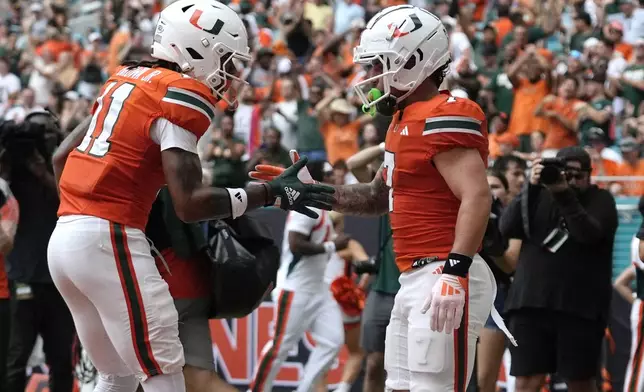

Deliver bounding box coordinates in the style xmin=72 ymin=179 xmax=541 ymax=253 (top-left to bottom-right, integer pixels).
xmin=442 ymin=253 xmax=473 ymax=277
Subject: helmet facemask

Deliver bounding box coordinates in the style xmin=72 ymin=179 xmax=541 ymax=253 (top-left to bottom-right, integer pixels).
xmin=201 ymin=44 xmax=251 ymax=106
xmin=353 ymin=46 xmax=450 ymax=111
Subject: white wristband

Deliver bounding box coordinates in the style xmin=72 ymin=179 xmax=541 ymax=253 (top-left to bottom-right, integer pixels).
xmin=226 ymin=188 xmax=248 ymax=219
xmin=323 ymin=241 xmax=336 ymax=254
xmin=378 ymin=142 xmax=385 ymax=152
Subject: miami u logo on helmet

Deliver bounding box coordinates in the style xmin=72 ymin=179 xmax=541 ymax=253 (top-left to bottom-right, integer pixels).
xmin=189 ymin=9 xmax=225 ymax=35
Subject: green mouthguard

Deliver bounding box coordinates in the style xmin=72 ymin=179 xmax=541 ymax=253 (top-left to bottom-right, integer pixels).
xmin=362 ymin=88 xmax=383 ymax=117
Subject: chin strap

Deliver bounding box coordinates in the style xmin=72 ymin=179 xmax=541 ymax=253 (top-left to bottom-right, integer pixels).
xmin=362 ymin=88 xmax=397 ymax=117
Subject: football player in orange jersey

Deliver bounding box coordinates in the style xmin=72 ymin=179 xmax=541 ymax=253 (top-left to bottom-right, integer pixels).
xmin=250 ymin=5 xmax=516 ymax=391
xmin=47 ymin=1 xmax=334 ymax=392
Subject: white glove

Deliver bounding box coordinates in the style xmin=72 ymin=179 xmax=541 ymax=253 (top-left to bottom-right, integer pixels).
xmin=421 ymin=274 xmax=466 ymax=333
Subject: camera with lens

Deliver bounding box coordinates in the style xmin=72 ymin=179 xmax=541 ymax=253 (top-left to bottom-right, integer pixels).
xmin=539 ymin=157 xmax=566 ymax=185
xmin=0 ymin=112 xmax=61 ymax=178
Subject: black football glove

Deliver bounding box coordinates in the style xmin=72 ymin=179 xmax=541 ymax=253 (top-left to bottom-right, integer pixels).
xmin=354 ymin=257 xmax=379 ymax=275
xmin=267 ymin=156 xmax=336 ymax=219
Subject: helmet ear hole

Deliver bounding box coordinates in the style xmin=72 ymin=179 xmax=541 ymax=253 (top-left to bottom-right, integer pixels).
xmin=404 ymin=55 xmax=416 ymax=70
xmin=186 ymin=47 xmax=204 ymax=60
xmin=403 ymin=49 xmax=424 ymax=70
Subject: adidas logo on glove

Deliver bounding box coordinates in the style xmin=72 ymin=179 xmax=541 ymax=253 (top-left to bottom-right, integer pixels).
xmin=285 ymin=186 xmax=300 ymax=205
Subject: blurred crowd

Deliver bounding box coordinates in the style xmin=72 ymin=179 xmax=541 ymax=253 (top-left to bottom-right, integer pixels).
xmin=0 ymin=0 xmax=643 ymax=195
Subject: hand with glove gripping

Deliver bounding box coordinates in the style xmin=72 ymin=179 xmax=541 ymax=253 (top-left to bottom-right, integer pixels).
xmin=250 ymin=150 xmax=315 ymax=184
xmin=421 ymin=253 xmax=472 ymax=333
xmin=261 ymin=154 xmax=334 ymax=219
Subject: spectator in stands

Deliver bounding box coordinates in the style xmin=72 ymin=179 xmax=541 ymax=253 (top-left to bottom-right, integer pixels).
xmin=246 ymin=127 xmax=291 ymax=172
xmin=295 ymin=84 xmax=339 ymax=163
xmin=578 ymin=72 xmax=613 ymax=146
xmin=3 ymin=88 xmax=43 ymax=123
xmin=610 ymin=38 xmax=644 ymax=118
xmin=500 ymin=147 xmax=618 ymax=392
xmin=587 ymin=128 xmax=621 ymax=191
xmin=77 ymin=32 xmax=106 ymax=100
xmin=613 ymin=137 xmax=644 ymax=196
xmin=492 ymin=155 xmax=527 ymax=200
xmin=204 ymin=114 xmax=247 ymax=188
xmin=606 ymin=0 xmax=644 ymax=45
xmin=320 ymin=98 xmax=370 ymax=165
xmin=233 ymin=83 xmax=273 ymax=160
xmin=570 ymin=11 xmax=595 ymax=52
xmin=28 ymin=46 xmax=57 ymax=107
xmin=0 ymin=176 xmax=19 ymax=387
xmin=0 ymin=57 xmax=21 ymax=119
xmin=271 ymin=77 xmax=300 ymax=150
xmin=535 ymin=75 xmax=582 ymax=152
xmin=506 ymin=46 xmax=552 ymax=152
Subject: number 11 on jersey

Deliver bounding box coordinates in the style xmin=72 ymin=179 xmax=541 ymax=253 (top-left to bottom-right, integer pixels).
xmin=77 ymin=81 xmax=135 ymax=157
xmin=383 ymin=151 xmax=395 ymax=212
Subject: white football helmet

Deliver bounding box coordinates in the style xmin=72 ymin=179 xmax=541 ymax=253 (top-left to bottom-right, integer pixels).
xmin=353 ymin=5 xmax=451 ymax=108
xmin=151 ymin=0 xmax=251 ymax=104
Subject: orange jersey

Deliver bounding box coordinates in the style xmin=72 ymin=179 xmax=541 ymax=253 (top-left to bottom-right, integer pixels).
xmin=58 ymin=66 xmax=217 ymax=230
xmin=384 ymin=92 xmax=489 ymax=272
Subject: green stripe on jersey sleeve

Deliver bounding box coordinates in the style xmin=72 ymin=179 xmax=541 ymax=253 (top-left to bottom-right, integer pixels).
xmin=162 ymin=87 xmax=215 ymax=121
xmin=423 ymin=116 xmax=482 ymax=136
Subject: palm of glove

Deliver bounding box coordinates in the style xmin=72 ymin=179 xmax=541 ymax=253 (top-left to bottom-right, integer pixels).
xmin=260 ymin=155 xmax=335 ymax=219
xmin=422 ymin=274 xmax=466 ymax=333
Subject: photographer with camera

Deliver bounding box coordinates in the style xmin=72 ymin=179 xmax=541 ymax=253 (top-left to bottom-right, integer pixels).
xmin=499 ymin=146 xmax=618 ymax=392
xmin=0 ymin=112 xmax=75 ymax=392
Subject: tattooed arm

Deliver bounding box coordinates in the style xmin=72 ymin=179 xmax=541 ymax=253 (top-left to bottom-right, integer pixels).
xmin=162 ymin=148 xmax=272 ymax=222
xmin=332 ymin=164 xmax=389 ymax=216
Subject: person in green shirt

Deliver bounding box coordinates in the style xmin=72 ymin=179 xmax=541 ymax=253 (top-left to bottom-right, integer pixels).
xmin=570 ymin=11 xmax=597 ymax=52
xmin=481 ymin=62 xmax=514 ymax=116
xmin=345 ymin=143 xmax=400 ymax=392
xmin=204 ymin=114 xmax=248 ymax=188
xmin=296 ymin=84 xmax=338 ymax=162
xmin=472 ymin=25 xmax=499 ymax=70
xmin=614 ymin=42 xmax=644 ymax=117
xmin=577 ymin=73 xmax=613 ymax=146
xmin=246 ymin=127 xmax=292 ymax=172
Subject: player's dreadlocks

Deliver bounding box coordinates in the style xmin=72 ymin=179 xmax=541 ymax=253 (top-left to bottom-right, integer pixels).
xmin=429 ymin=59 xmax=451 ymax=89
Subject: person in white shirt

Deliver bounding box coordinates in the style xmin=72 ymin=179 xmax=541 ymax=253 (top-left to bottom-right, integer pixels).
xmin=606 ymin=0 xmax=644 ymax=45
xmin=0 ymin=58 xmax=21 ymax=119
xmin=3 ymin=88 xmax=44 ymax=123
xmin=271 ymin=77 xmax=299 ymax=151
xmin=28 ymin=48 xmax=57 ymax=108
xmin=249 ymin=164 xmax=347 ymax=392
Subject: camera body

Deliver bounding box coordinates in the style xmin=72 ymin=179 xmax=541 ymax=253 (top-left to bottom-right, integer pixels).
xmin=0 ymin=112 xmax=60 ymax=177
xmin=540 ymin=157 xmax=566 ymax=185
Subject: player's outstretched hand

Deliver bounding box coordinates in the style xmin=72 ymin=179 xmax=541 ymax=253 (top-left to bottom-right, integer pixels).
xmin=266 ymin=156 xmax=335 ymax=219
xmin=249 ymin=150 xmax=317 ymax=183
xmin=421 ymin=274 xmax=466 ymax=333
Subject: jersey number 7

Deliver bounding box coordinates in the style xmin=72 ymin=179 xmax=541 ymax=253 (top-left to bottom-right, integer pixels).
xmin=383 ymin=150 xmax=395 ymax=212
xmin=76 ymin=81 xmax=135 ymax=157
